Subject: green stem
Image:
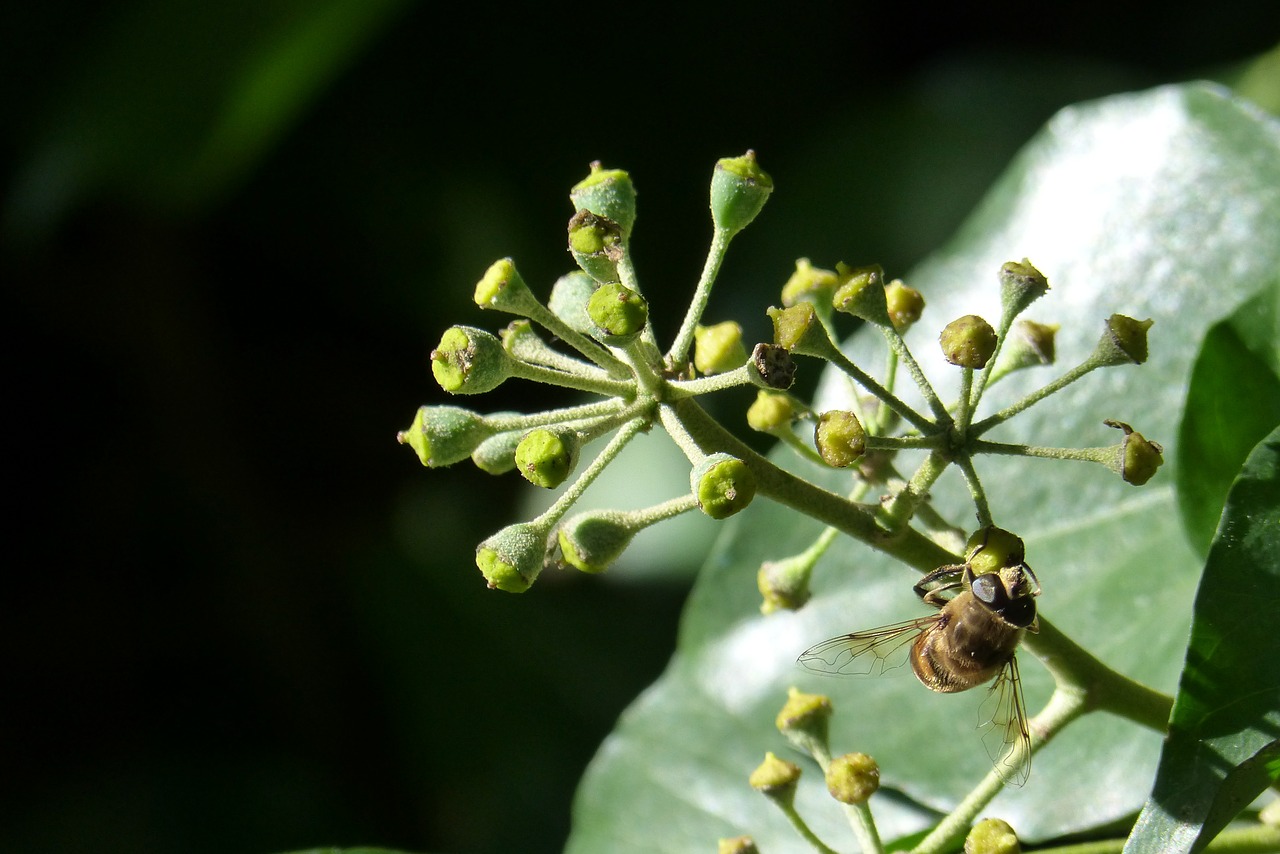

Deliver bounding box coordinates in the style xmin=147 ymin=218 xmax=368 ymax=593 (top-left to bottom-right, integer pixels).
xmin=882 ymin=325 xmax=950 ymax=424
xmin=806 ymin=743 xmax=884 ymax=854
xmin=954 ymin=454 xmax=992 ymax=528
xmin=616 ymin=248 xmax=663 ymax=354
xmin=823 ymin=346 xmax=936 ymax=434
xmin=483 ymin=398 xmax=637 ymax=433
xmin=666 ymin=364 xmax=753 ymax=397
xmin=508 ymin=358 xmax=637 ymax=398
xmin=668 ymin=226 xmax=733 ymax=368
xmin=955 ymin=367 xmax=975 ymax=434
xmin=972 ymin=439 xmax=1116 ymax=465
xmin=771 ymin=799 xmax=840 ymax=854
xmin=520 ymin=300 xmax=632 ymax=377
xmin=618 ymin=493 xmax=701 ymax=528
xmin=1032 ymin=824 xmax=1280 ymax=854
xmin=877 ymin=450 xmax=951 ymax=532
xmin=533 ymin=418 xmax=647 ymax=528
xmin=970 ymin=359 xmax=1100 ymax=435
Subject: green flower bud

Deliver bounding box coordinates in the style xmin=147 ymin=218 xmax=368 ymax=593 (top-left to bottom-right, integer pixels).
xmin=885 ymin=279 xmax=926 ymax=331
xmin=570 ymin=161 xmax=637 ymax=239
xmin=475 ymin=522 xmax=548 ymax=592
xmin=514 ymin=428 xmax=580 ymax=489
xmin=568 ymin=209 xmax=624 ymax=284
xmin=397 ymin=405 xmax=493 ymax=468
xmin=431 ymin=326 xmax=512 ymax=394
xmin=758 ymin=552 xmax=812 ymax=613
xmin=1093 ymin=314 xmax=1154 ymax=366
xmin=832 ymin=262 xmax=891 ymax=327
xmin=718 ymin=837 xmax=760 ymax=854
xmin=940 ymin=314 xmax=998 ymax=369
xmin=965 ymin=526 xmax=1026 ymax=575
xmin=1104 ymin=419 xmax=1164 ymax=485
xmin=999 ymin=258 xmax=1050 ymax=320
xmin=557 ymin=510 xmax=636 ymax=574
xmin=693 ymin=321 xmax=748 ymax=375
xmin=749 ymin=752 xmax=802 ymax=804
xmin=474 ymin=258 xmax=535 ymax=313
xmin=767 ymin=303 xmax=826 ymax=353
xmin=780 ymin=257 xmax=839 ymax=308
xmin=815 ymin=410 xmax=866 ymax=468
xmin=470 ymin=426 xmax=523 ymax=475
xmin=587 ymin=282 xmax=648 ymax=345
xmin=750 ymin=343 xmax=797 ymax=390
xmin=547 ymin=270 xmax=599 ymax=335
xmin=691 ymin=453 xmax=757 ymax=519
xmin=965 ymin=817 xmax=1021 ymax=854
xmin=710 ymin=150 xmax=773 ymax=237
xmin=994 ymin=319 xmax=1058 ymax=375
xmin=775 ymin=687 xmax=832 ymax=754
xmin=826 ymin=752 xmax=880 ymax=805
xmin=746 ymin=390 xmax=797 ymax=434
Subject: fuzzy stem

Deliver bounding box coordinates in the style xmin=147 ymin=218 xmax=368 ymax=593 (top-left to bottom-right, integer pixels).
xmin=823 ymin=346 xmax=936 ymax=434
xmin=666 ymin=364 xmax=753 ymax=397
xmin=507 ymin=358 xmax=637 ymax=398
xmin=970 ymin=359 xmax=1100 ymax=435
xmin=882 ymin=325 xmax=950 ymax=424
xmin=668 ymin=226 xmax=733 ymax=368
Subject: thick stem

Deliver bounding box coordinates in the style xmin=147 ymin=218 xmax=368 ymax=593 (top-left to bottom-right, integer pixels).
xmin=668 ymin=227 xmax=733 ymax=368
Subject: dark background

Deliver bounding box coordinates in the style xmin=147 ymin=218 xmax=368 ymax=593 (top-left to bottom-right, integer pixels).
xmin=4 ymin=4 xmax=1277 ymax=853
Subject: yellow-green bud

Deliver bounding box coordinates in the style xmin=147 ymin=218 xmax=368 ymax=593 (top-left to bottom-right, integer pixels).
xmin=474 ymin=258 xmax=535 ymax=313
xmin=710 ymin=150 xmax=773 ymax=237
xmin=514 ymin=428 xmax=579 ymax=488
xmin=940 ymin=314 xmax=998 ymax=369
xmin=749 ymin=752 xmax=802 ymax=804
xmin=999 ymin=258 xmax=1050 ymax=320
xmin=767 ymin=303 xmax=826 ymax=353
xmin=775 ymin=687 xmax=832 ymax=750
xmin=397 ymin=405 xmax=493 ymax=468
xmin=758 ymin=553 xmax=812 ymax=613
xmin=557 ymin=510 xmax=635 ymax=574
xmin=825 ymin=752 xmax=880 ymax=804
xmin=832 ymin=262 xmax=891 ymax=327
xmin=996 ymin=319 xmax=1058 ymax=373
xmin=691 ymin=453 xmax=757 ymax=519
xmin=750 ymin=343 xmax=796 ymax=390
xmin=885 ymin=279 xmax=926 ymax=331
xmin=470 ymin=427 xmax=523 ymax=475
xmin=965 ymin=526 xmax=1026 ymax=575
xmin=746 ymin=390 xmax=797 ymax=434
xmin=1094 ymin=314 xmax=1154 ymax=366
xmin=431 ymin=326 xmax=512 ymax=394
xmin=1104 ymin=419 xmax=1164 ymax=485
xmin=587 ymin=282 xmax=648 ymax=345
xmin=475 ymin=522 xmax=548 ymax=592
xmin=815 ymin=410 xmax=866 ymax=468
xmin=693 ymin=321 xmax=748 ymax=375
xmin=547 ymin=271 xmax=599 ymax=336
xmin=570 ymin=161 xmax=637 ymax=238
xmin=965 ymin=817 xmax=1021 ymax=854
xmin=718 ymin=836 xmax=760 ymax=854
xmin=781 ymin=257 xmax=839 ymax=308
xmin=568 ymin=209 xmax=624 ymax=284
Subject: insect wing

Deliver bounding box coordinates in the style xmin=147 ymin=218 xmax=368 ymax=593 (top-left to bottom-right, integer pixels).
xmin=797 ymin=616 xmax=936 ymax=677
xmin=978 ymin=654 xmax=1032 ymax=786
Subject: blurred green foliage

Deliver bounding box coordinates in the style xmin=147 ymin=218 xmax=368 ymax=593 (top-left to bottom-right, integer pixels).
xmin=3 ymin=3 xmax=1277 ymax=852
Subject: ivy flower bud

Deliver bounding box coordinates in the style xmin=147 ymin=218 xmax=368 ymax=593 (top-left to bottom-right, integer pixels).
xmin=825 ymin=753 xmax=880 ymax=805
xmin=749 ymin=752 xmax=802 ymax=805
xmin=885 ymin=279 xmax=926 ymax=331
xmin=557 ymin=510 xmax=636 ymax=574
xmin=775 ymin=687 xmax=832 ymax=754
xmin=431 ymin=326 xmax=512 ymax=394
xmin=746 ymin=390 xmax=797 ymax=434
xmin=568 ymin=209 xmax=624 ymax=284
xmin=570 ymin=161 xmax=637 ymax=238
xmin=470 ymin=427 xmax=523 ymax=475
xmin=815 ymin=410 xmax=866 ymax=468
xmin=965 ymin=526 xmax=1026 ymax=574
xmin=999 ymin=258 xmax=1050 ymax=320
xmin=832 ymin=262 xmax=891 ymax=327
xmin=767 ymin=303 xmax=826 ymax=353
xmin=514 ymin=428 xmax=580 ymax=488
xmin=710 ymin=150 xmax=773 ymax=237
xmin=780 ymin=257 xmax=839 ymax=308
xmin=1093 ymin=314 xmax=1154 ymax=366
xmin=1104 ymin=419 xmax=1164 ymax=485
xmin=475 ymin=522 xmax=548 ymax=592
xmin=718 ymin=837 xmax=760 ymax=854
xmin=757 ymin=552 xmax=812 ymax=613
xmin=965 ymin=818 xmax=1021 ymax=854
xmin=547 ymin=270 xmax=599 ymax=335
xmin=691 ymin=453 xmax=757 ymax=519
xmin=474 ymin=258 xmax=535 ymax=313
xmin=587 ymin=282 xmax=648 ymax=345
xmin=940 ymin=314 xmax=998 ymax=369
xmin=750 ymin=343 xmax=796 ymax=390
xmin=397 ymin=405 xmax=493 ymax=468
xmin=693 ymin=321 xmax=748 ymax=375
xmin=994 ymin=319 xmax=1058 ymax=375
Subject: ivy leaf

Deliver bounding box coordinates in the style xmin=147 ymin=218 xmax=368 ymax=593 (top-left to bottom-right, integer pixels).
xmin=567 ymin=83 xmax=1280 ymax=853
xmin=1125 ymin=426 xmax=1280 ymax=853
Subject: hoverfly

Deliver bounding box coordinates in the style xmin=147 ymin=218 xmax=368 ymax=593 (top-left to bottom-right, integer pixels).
xmin=798 ymin=550 xmax=1041 ymax=785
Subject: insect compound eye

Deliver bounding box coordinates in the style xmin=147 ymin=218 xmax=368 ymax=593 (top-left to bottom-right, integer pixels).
xmin=970 ymin=572 xmax=1007 ymax=607
xmin=1000 ymin=597 xmax=1037 ymax=628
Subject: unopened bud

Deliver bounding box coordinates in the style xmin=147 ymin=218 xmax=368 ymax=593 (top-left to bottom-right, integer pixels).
xmin=1104 ymin=420 xmax=1164 ymax=485
xmin=758 ymin=552 xmax=812 ymax=613
xmin=718 ymin=836 xmax=760 ymax=854
xmin=431 ymin=326 xmax=513 ymax=394
xmin=775 ymin=687 xmax=832 ymax=754
xmin=965 ymin=526 xmax=1026 ymax=574
xmin=815 ymin=410 xmax=866 ymax=468
xmin=547 ymin=271 xmax=599 ymax=335
xmin=568 ymin=209 xmax=624 ymax=284
xmin=749 ymin=752 xmax=802 ymax=804
xmin=940 ymin=315 xmax=998 ymax=369
xmin=768 ymin=303 xmax=827 ymax=353
xmin=711 ymin=150 xmax=773 ymax=237
xmin=746 ymin=390 xmax=797 ymax=434
xmin=999 ymin=258 xmax=1050 ymax=320
xmin=557 ymin=510 xmax=635 ymax=574
xmin=781 ymin=257 xmax=839 ymax=308
xmin=570 ymin=162 xmax=637 ymax=238
xmin=750 ymin=343 xmax=797 ymax=390
xmin=693 ymin=321 xmax=748 ymax=375
xmin=691 ymin=453 xmax=757 ymax=519
xmin=826 ymin=753 xmax=880 ymax=804
xmin=470 ymin=426 xmax=523 ymax=475
xmin=832 ymin=262 xmax=891 ymax=327
xmin=474 ymin=258 xmax=536 ymax=313
xmin=965 ymin=817 xmax=1021 ymax=854
xmin=994 ymin=319 xmax=1058 ymax=375
xmin=885 ymin=279 xmax=926 ymax=331
xmin=587 ymin=282 xmax=648 ymax=345
xmin=515 ymin=429 xmax=580 ymax=488
xmin=475 ymin=522 xmax=548 ymax=592
xmin=1094 ymin=314 xmax=1154 ymax=366
xmin=397 ymin=405 xmax=493 ymax=468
